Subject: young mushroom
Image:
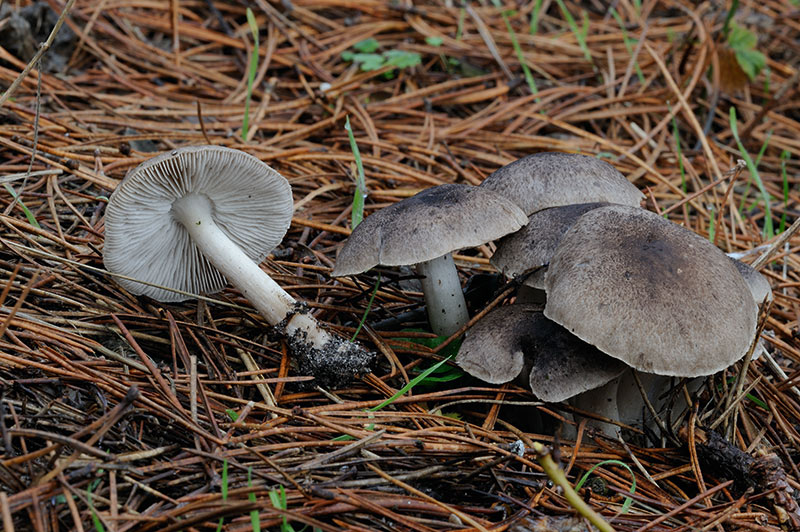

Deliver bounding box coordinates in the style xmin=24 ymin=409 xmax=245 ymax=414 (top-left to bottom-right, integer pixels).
xmin=491 ymin=202 xmax=611 ymax=294
xmin=730 ymin=258 xmax=773 ymax=306
xmin=332 ymin=184 xmax=527 ymax=336
xmin=103 ymin=145 xmax=373 ymax=385
xmin=456 ymin=304 xmax=627 ymax=405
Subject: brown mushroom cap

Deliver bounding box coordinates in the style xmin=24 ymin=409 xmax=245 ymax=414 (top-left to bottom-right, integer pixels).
xmin=543 ymin=205 xmax=758 ymax=377
xmin=456 ymin=304 xmax=627 ymax=402
xmin=480 ymin=152 xmax=644 ymax=215
xmin=491 ymin=202 xmax=610 ymax=289
xmin=331 ymin=184 xmax=527 ymax=277
xmin=730 ymin=258 xmax=772 ymax=305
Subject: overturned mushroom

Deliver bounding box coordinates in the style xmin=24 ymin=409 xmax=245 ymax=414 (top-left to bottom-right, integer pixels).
xmin=332 ymin=184 xmax=527 ymax=336
xmin=103 ymin=145 xmax=373 ymax=384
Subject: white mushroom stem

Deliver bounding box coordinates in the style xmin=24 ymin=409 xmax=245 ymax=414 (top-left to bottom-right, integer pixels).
xmin=570 ymin=379 xmax=622 ymax=437
xmin=415 ymin=253 xmax=470 ymax=337
xmin=171 ymin=194 xmax=336 ymax=349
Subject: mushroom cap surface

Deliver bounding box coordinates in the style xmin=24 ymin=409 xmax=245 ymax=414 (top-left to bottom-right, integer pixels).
xmin=491 ymin=202 xmax=610 ymax=289
xmin=731 ymin=258 xmax=773 ymax=306
xmin=331 ymin=184 xmax=527 ymax=277
xmin=103 ymin=145 xmax=293 ymax=302
xmin=456 ymin=304 xmax=626 ymax=402
xmin=543 ymin=205 xmax=758 ymax=377
xmin=480 ymin=152 xmax=644 ymax=215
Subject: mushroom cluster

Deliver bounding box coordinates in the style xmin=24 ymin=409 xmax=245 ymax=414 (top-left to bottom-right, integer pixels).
xmin=103 ymin=146 xmax=373 ymax=385
xmin=454 ymin=153 xmax=770 ymax=434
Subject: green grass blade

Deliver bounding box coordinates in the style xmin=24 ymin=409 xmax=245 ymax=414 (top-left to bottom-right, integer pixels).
xmin=4 ymin=183 xmax=40 ymax=228
xmin=369 ymin=355 xmax=454 ymax=412
xmin=730 ymin=106 xmax=773 ymax=238
xmin=529 ymin=0 xmax=543 ymax=35
xmin=668 ymin=103 xmax=686 ymax=193
xmin=610 ymin=8 xmax=645 ymax=85
xmin=87 ymin=480 xmax=105 ymax=532
xmin=344 ymin=115 xmax=367 ymax=229
xmin=216 ymin=459 xmax=229 ymax=532
xmin=242 ymin=8 xmax=259 ymax=141
xmin=248 ymin=468 xmax=260 ymax=532
xmin=780 ymin=150 xmax=791 ymax=233
xmin=492 ymin=0 xmax=539 ymax=99
xmin=708 ymin=207 xmax=715 ymax=242
xmin=351 ymin=274 xmax=380 ymax=341
xmin=721 ymin=0 xmax=739 ymax=40
xmin=575 ymin=459 xmax=636 ymax=513
xmin=555 ymin=0 xmax=592 ymax=64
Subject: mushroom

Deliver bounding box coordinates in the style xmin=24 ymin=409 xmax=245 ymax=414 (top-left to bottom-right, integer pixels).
xmin=331 ymin=184 xmax=527 ymax=336
xmin=491 ymin=202 xmax=611 ymax=294
xmin=540 ymin=204 xmax=758 ymax=433
xmin=103 ymin=145 xmax=373 ymax=384
xmin=456 ymin=304 xmax=627 ymax=406
xmin=730 ymin=258 xmax=772 ymax=306
xmin=480 ymin=152 xmax=644 ymax=215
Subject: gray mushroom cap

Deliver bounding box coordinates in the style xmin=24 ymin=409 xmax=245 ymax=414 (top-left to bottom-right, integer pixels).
xmin=456 ymin=304 xmax=627 ymax=402
xmin=491 ymin=202 xmax=610 ymax=289
xmin=103 ymin=145 xmax=293 ymax=302
xmin=731 ymin=258 xmax=773 ymax=306
xmin=544 ymin=204 xmax=758 ymax=377
xmin=331 ymin=184 xmax=528 ymax=277
xmin=480 ymin=152 xmax=644 ymax=215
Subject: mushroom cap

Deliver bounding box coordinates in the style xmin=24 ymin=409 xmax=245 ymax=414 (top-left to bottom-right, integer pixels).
xmin=480 ymin=152 xmax=644 ymax=215
xmin=731 ymin=258 xmax=773 ymax=306
xmin=543 ymin=205 xmax=758 ymax=377
xmin=103 ymin=145 xmax=293 ymax=302
xmin=491 ymin=202 xmax=610 ymax=289
xmin=331 ymin=184 xmax=528 ymax=277
xmin=456 ymin=304 xmax=627 ymax=402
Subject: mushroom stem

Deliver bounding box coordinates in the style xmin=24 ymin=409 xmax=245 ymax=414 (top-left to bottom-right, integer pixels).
xmin=172 ymin=194 xmax=371 ymax=377
xmin=416 ymin=253 xmax=470 ymax=337
xmin=570 ymin=379 xmax=621 ymax=437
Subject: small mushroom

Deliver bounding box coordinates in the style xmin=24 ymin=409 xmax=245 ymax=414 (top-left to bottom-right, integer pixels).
xmin=480 ymin=152 xmax=644 ymax=215
xmin=456 ymin=304 xmax=627 ymax=403
xmin=492 ymin=202 xmax=611 ymax=291
xmin=103 ymin=146 xmax=373 ymax=384
xmin=332 ymin=184 xmax=527 ymax=336
xmin=730 ymin=258 xmax=772 ymax=306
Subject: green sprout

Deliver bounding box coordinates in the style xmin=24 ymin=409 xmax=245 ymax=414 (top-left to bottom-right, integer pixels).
xmin=242 ymin=8 xmax=260 ymax=140
xmin=344 ymin=115 xmax=367 ymax=229
xmin=341 ymin=39 xmax=421 ymax=76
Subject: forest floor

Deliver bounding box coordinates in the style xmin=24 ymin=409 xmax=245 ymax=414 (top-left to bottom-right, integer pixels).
xmin=0 ymin=0 xmax=799 ymax=530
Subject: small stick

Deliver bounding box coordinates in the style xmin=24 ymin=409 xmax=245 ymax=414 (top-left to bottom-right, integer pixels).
xmin=531 ymin=441 xmax=616 ymax=532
